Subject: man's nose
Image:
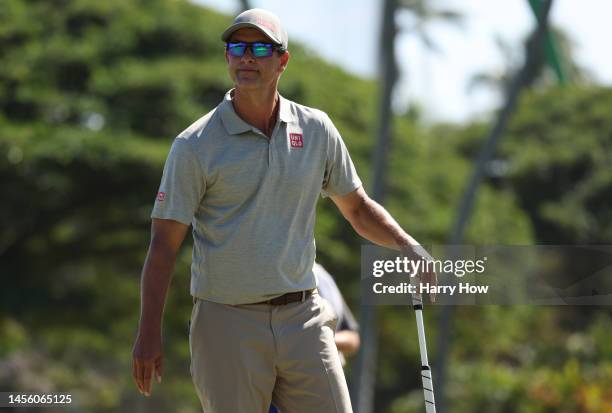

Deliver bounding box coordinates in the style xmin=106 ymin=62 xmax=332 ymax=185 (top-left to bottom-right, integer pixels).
xmin=240 ymin=47 xmax=256 ymax=63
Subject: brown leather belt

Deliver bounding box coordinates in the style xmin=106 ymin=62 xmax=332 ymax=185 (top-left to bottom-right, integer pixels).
xmin=254 ymin=289 xmax=315 ymax=306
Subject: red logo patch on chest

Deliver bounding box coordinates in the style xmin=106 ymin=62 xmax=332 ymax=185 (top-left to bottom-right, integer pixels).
xmin=157 ymin=191 xmax=166 ymax=202
xmin=289 ymin=133 xmax=303 ymax=148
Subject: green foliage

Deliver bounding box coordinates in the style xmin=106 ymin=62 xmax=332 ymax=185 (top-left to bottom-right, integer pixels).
xmin=503 ymin=87 xmax=612 ymax=243
xmin=1 ymin=1 xmax=611 ymax=412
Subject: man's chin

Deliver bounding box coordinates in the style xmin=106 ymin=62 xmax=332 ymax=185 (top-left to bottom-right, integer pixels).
xmin=235 ymin=79 xmax=261 ymax=90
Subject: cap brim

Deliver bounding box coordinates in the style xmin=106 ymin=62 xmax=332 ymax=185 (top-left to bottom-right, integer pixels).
xmin=221 ymin=22 xmax=282 ymax=46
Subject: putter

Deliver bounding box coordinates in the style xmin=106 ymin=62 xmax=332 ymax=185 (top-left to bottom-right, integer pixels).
xmin=412 ymin=293 xmax=436 ymax=412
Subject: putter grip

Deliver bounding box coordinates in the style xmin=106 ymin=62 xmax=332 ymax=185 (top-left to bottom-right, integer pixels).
xmin=421 ymin=366 xmax=436 ymax=413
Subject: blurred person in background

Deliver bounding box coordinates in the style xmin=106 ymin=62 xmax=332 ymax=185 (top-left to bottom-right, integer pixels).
xmin=313 ymin=262 xmax=360 ymax=363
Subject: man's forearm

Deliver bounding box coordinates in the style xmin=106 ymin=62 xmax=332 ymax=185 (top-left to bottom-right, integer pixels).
xmin=138 ymin=241 xmax=178 ymax=334
xmin=349 ymin=197 xmax=417 ymax=250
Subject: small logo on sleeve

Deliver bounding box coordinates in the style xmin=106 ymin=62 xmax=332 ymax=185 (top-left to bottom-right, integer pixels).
xmin=289 ymin=133 xmax=303 ymax=148
xmin=157 ymin=192 xmax=166 ymax=202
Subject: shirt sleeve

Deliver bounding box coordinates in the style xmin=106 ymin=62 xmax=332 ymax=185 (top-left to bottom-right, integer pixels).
xmin=338 ymin=296 xmax=359 ymax=332
xmin=151 ymin=137 xmax=205 ymax=225
xmin=314 ymin=263 xmax=359 ymax=332
xmin=320 ymin=114 xmax=362 ymax=198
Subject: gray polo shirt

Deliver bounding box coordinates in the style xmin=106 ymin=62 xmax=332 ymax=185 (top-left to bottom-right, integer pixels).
xmin=151 ymin=90 xmax=362 ymax=305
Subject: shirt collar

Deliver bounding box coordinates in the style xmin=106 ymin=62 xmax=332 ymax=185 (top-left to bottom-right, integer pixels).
xmin=220 ymin=90 xmax=252 ymax=135
xmin=220 ymin=89 xmax=297 ymax=135
xmin=278 ymin=94 xmax=297 ymax=124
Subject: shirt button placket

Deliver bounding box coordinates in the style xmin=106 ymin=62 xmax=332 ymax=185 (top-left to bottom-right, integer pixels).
xmin=252 ymin=128 xmax=271 ymax=166
xmin=268 ymin=135 xmax=272 ymax=166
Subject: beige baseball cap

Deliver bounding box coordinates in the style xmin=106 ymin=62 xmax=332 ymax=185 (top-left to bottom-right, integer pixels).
xmin=221 ymin=8 xmax=288 ymax=51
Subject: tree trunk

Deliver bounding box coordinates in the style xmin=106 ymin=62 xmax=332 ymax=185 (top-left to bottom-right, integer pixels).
xmin=352 ymin=1 xmax=399 ymax=412
xmin=434 ymin=2 xmax=554 ymax=412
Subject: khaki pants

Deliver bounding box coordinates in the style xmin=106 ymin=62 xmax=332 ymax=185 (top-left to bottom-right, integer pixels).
xmin=189 ymin=291 xmax=353 ymax=413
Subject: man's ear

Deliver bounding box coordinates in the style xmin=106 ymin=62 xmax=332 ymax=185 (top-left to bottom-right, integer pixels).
xmin=279 ymin=51 xmax=290 ymax=72
xmin=225 ymin=50 xmax=229 ymax=63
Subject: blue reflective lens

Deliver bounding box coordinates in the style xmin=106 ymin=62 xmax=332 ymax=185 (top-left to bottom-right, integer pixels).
xmin=227 ymin=42 xmax=275 ymax=58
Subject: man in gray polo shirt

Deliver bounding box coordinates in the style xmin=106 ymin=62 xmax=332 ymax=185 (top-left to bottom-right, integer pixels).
xmin=132 ymin=8 xmax=436 ymax=413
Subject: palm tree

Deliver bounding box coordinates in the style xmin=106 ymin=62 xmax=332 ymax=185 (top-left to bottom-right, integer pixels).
xmin=435 ymin=2 xmax=557 ymax=412
xmin=399 ymin=0 xmax=463 ymax=54
xmin=353 ymin=2 xmax=462 ymax=413
xmin=398 ymin=0 xmax=464 ymax=113
xmin=237 ymin=0 xmax=251 ymax=12
xmin=468 ymin=26 xmax=593 ymax=101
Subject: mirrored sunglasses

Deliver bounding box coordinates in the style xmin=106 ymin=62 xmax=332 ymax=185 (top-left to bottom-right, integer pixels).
xmin=226 ymin=42 xmax=283 ymax=58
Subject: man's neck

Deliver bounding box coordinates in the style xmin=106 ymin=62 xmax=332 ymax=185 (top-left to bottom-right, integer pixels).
xmin=232 ymin=88 xmax=279 ymax=138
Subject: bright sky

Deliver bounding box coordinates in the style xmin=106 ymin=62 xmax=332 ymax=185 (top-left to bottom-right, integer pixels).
xmin=193 ymin=0 xmax=612 ymax=123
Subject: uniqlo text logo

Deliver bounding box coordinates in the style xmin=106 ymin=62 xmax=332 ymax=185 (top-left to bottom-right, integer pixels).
xmin=157 ymin=192 xmax=166 ymax=202
xmin=289 ymin=133 xmax=303 ymax=148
